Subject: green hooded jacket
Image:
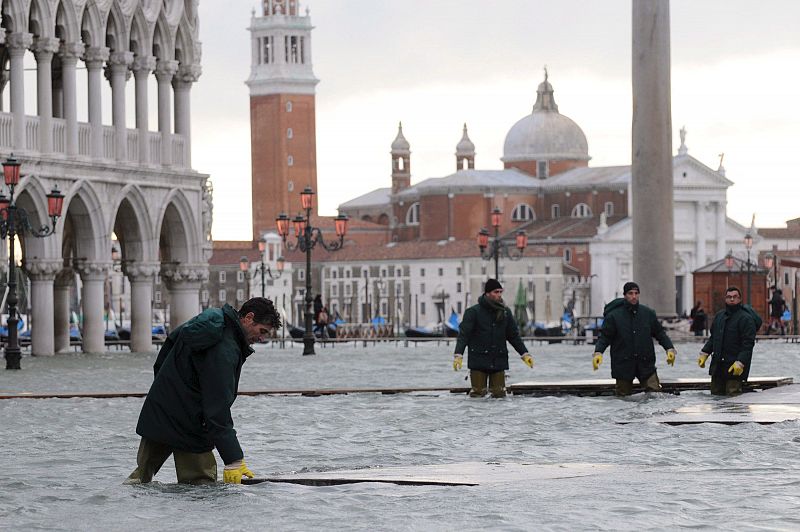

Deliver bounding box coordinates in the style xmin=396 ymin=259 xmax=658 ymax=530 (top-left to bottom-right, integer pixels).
xmin=136 ymin=304 xmax=253 ymax=464
xmin=701 ymin=303 xmax=759 ymax=380
xmin=454 ymin=294 xmax=528 ymax=372
xmin=594 ymin=298 xmax=674 ymax=381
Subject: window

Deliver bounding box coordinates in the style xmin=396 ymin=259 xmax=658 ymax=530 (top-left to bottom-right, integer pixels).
xmin=564 ymin=248 xmax=572 ymax=262
xmin=604 ymin=201 xmax=614 ymax=216
xmin=345 ymin=284 xmax=352 ymax=296
xmin=551 ymin=204 xmax=560 ymax=218
xmin=298 ymin=268 xmax=305 ymax=281
xmin=545 ymin=281 xmax=551 ymax=292
xmin=155 ymin=274 xmax=161 ymax=285
xmin=332 ymin=285 xmax=338 ymax=296
xmin=287 ymin=128 xmax=293 ymax=139
xmin=537 ymin=160 xmax=548 ymax=178
xmin=420 ymin=268 xmax=425 ymax=277
xmin=406 ymin=202 xmax=420 ymax=225
xmin=155 ymin=291 xmax=161 ymax=303
xmin=511 ymin=203 xmax=535 ymax=222
xmin=219 ymin=289 xmax=227 ymax=302
xmin=545 ymin=265 xmax=551 ymax=274
xmin=219 ymin=271 xmax=226 ymax=284
xmin=438 ymin=268 xmax=443 ymax=276
xmin=481 ymin=266 xmax=486 ymax=275
xmin=201 ymin=290 xmax=209 ymax=303
xmin=456 ymin=267 xmax=462 ymax=276
xmin=457 ymin=302 xmax=462 ymax=313
xmin=456 ymin=282 xmax=462 ymax=293
xmin=420 ymin=302 xmax=426 ymax=315
xmin=420 ymin=283 xmax=426 ymax=295
xmin=237 ymin=271 xmax=245 ymax=283
xmin=286 ymin=101 xmax=292 ymax=112
xmin=287 ymin=155 xmax=294 ymax=166
xmin=262 ymin=36 xmax=273 ymax=64
xmin=236 ymin=289 xmax=244 ymax=301
xmin=332 ymin=269 xmax=338 ymax=279
xmin=571 ymin=203 xmax=592 ymax=218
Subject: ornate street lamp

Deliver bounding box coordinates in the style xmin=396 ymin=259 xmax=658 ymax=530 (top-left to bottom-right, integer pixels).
xmin=1 ymin=154 xmax=65 ymax=369
xmin=724 ymin=250 xmax=735 ymax=270
xmin=744 ymin=232 xmax=753 ymax=304
xmin=476 ymin=206 xmax=527 ymax=280
xmin=240 ymin=240 xmax=285 ymax=299
xmin=276 ymin=186 xmax=349 ymax=355
xmin=764 ymin=252 xmax=779 ymax=292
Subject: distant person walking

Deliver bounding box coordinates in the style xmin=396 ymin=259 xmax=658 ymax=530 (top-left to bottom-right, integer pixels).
xmin=768 ymin=288 xmax=786 ymax=335
xmin=453 ymin=279 xmax=533 ymax=398
xmin=125 ymin=298 xmax=281 ymax=485
xmin=698 ymin=286 xmax=759 ymax=395
xmin=690 ymin=301 xmax=707 ymax=336
xmin=591 ymin=281 xmax=676 ymax=396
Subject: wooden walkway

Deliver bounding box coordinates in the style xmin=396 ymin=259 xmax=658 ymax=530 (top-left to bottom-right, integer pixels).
xmin=0 ymin=377 xmax=791 ymax=400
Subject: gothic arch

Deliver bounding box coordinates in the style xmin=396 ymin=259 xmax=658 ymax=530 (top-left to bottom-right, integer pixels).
xmin=13 ymin=175 xmax=62 ymax=260
xmin=79 ymin=1 xmax=104 ymax=47
xmin=61 ymin=179 xmax=109 ymax=262
xmin=110 ymin=184 xmax=157 ymax=263
xmin=155 ymin=188 xmax=200 ymax=264
xmin=174 ymin=16 xmax=193 ymax=65
xmin=104 ymin=1 xmax=127 ymax=52
xmin=151 ymin=9 xmax=173 ymax=60
xmin=128 ymin=7 xmax=149 ymax=56
xmin=1 ymin=0 xmax=27 ymax=33
xmin=27 ymin=0 xmax=54 ymax=38
xmin=54 ymin=0 xmax=80 ymax=44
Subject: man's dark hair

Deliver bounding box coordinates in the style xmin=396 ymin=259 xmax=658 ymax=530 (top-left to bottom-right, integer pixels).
xmin=239 ymin=297 xmax=282 ymax=329
xmin=726 ymin=286 xmax=742 ymax=297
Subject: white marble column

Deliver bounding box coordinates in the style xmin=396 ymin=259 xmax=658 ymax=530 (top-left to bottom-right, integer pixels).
xmin=54 ymin=269 xmax=73 ymax=353
xmin=163 ymin=263 xmax=207 ymax=329
xmin=7 ymin=32 xmax=33 ymax=151
xmin=78 ymin=262 xmax=109 ymax=354
xmin=716 ymin=201 xmax=727 ymax=260
xmin=632 ymin=0 xmax=674 ymax=316
xmin=33 ymin=38 xmax=60 ymax=153
xmin=156 ymin=60 xmax=178 ymax=166
xmin=105 ymin=51 xmax=133 ymax=162
xmin=60 ymin=43 xmax=83 ymax=156
xmin=84 ymin=47 xmax=109 ymax=158
xmin=133 ymin=55 xmax=156 ymax=164
xmin=26 ymin=260 xmax=62 ymax=356
xmin=695 ymin=201 xmax=707 ymax=268
xmin=173 ymin=65 xmax=200 ymax=167
xmin=126 ymin=263 xmax=158 ymax=353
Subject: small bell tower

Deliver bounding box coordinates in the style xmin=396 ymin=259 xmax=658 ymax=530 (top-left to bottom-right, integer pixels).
xmin=391 ymin=122 xmax=411 ymax=194
xmin=455 ymin=123 xmax=475 ymax=171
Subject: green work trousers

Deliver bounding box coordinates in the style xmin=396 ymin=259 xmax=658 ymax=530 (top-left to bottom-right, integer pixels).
xmin=711 ymin=375 xmax=743 ymax=396
xmin=125 ymin=437 xmax=217 ymax=485
xmin=615 ymin=371 xmax=661 ymax=396
xmin=469 ymin=370 xmax=506 ymax=398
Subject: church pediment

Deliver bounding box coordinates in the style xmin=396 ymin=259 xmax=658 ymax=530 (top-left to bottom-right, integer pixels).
xmin=673 ymin=155 xmax=733 ymax=189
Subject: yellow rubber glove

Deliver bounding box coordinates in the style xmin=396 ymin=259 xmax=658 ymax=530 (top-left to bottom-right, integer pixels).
xmin=453 ymin=355 xmax=463 ymax=371
xmin=697 ymin=352 xmax=709 ymax=368
xmin=592 ymin=352 xmax=603 ymax=371
xmin=521 ymin=353 xmax=533 ymax=368
xmin=728 ymin=361 xmax=745 ymax=377
xmin=223 ymin=459 xmax=255 ymax=484
xmin=666 ymin=348 xmax=676 ymax=366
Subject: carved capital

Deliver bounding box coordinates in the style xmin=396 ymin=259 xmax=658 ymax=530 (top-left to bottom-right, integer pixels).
xmin=161 ymin=263 xmax=209 ymax=288
xmin=173 ymin=64 xmax=202 ymax=85
xmin=83 ymin=46 xmax=110 ymax=68
xmin=108 ymin=51 xmax=134 ymax=67
xmin=60 ymin=42 xmax=85 ymax=63
xmin=31 ymin=37 xmax=60 ymax=58
xmin=132 ymin=55 xmax=157 ymax=75
xmin=55 ymin=267 xmax=75 ymax=288
xmin=155 ymin=59 xmax=179 ymax=81
xmin=76 ymin=261 xmax=110 ymax=281
xmin=24 ymin=259 xmax=63 ymax=281
xmin=124 ymin=261 xmax=160 ymax=281
xmin=6 ymin=32 xmax=33 ymax=53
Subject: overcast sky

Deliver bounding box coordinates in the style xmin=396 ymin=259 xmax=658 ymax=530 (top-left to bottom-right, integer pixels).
xmin=195 ymin=1 xmax=800 ymax=241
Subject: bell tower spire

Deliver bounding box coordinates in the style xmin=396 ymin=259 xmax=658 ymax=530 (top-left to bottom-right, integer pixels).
xmin=247 ymin=0 xmax=319 ymax=240
xmin=391 ymin=122 xmax=411 ymax=194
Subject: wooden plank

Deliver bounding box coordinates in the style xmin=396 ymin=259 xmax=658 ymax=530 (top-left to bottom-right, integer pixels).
xmin=242 ymin=462 xmax=613 ymax=487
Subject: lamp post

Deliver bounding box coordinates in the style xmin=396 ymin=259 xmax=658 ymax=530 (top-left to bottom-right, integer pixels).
xmin=764 ymin=252 xmax=779 ymax=292
xmin=0 ymin=155 xmax=65 ymax=369
xmin=240 ymin=240 xmax=284 ymax=298
xmin=744 ymin=232 xmax=753 ymax=304
xmin=477 ymin=206 xmax=527 ymax=280
xmin=276 ymin=186 xmax=348 ymax=355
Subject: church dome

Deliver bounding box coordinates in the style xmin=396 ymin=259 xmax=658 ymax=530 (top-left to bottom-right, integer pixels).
xmin=455 ymin=123 xmax=475 ymax=155
xmin=391 ymin=122 xmax=410 ymax=153
xmin=502 ymin=75 xmax=589 ymax=163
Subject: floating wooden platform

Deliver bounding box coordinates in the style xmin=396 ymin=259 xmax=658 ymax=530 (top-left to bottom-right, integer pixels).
xmin=241 ymin=461 xmax=613 ymax=487
xmin=638 ymin=384 xmax=800 ymax=425
xmin=0 ymin=377 xmax=792 ymax=400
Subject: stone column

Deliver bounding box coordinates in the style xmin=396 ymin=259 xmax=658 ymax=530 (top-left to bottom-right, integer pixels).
xmin=126 ymin=262 xmax=159 ymax=353
xmin=694 ymin=201 xmax=707 ymax=268
xmin=162 ymin=263 xmax=207 ymax=329
xmin=25 ymin=260 xmax=61 ymax=356
xmin=716 ymin=200 xmax=727 ymax=260
xmin=133 ymin=55 xmax=156 ymax=164
xmin=54 ymin=268 xmax=73 ymax=353
xmin=60 ymin=43 xmax=84 ymax=156
xmin=156 ymin=60 xmax=178 ymax=166
xmin=32 ymin=38 xmax=60 ymax=153
xmin=7 ymin=32 xmax=33 ymax=151
xmin=631 ymin=0 xmax=674 ymax=316
xmin=77 ymin=262 xmax=109 ymax=354
xmin=84 ymin=47 xmax=109 ymax=158
xmin=173 ymin=65 xmax=201 ymax=166
xmin=105 ymin=51 xmax=133 ymax=162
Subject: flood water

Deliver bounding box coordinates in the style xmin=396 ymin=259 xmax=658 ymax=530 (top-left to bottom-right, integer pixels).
xmin=1 ymin=340 xmax=799 ymax=531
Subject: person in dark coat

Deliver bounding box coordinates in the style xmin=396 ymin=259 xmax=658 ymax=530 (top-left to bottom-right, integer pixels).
xmin=453 ymin=279 xmax=533 ymax=398
xmin=698 ymin=286 xmax=758 ymax=395
xmin=689 ymin=301 xmax=707 ymax=336
xmin=768 ymin=288 xmax=786 ymax=335
xmin=591 ymin=282 xmax=676 ymax=396
xmin=125 ymin=297 xmax=281 ymax=485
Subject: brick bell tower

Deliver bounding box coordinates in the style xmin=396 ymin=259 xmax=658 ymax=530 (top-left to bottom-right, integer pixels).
xmin=247 ymin=0 xmax=319 ymax=241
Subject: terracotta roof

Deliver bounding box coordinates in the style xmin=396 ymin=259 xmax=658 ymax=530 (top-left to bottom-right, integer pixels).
xmin=210 ymin=241 xmax=260 ymax=266
xmin=518 ymin=215 xmax=626 ymax=241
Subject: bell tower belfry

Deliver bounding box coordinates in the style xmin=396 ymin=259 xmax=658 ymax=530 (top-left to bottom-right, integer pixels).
xmin=247 ymin=0 xmax=319 ymax=240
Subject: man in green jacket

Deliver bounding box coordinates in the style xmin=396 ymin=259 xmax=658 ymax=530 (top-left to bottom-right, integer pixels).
xmin=697 ymin=286 xmax=758 ymax=395
xmin=453 ymin=279 xmax=533 ymax=398
xmin=125 ymin=297 xmax=281 ymax=485
xmin=592 ymin=282 xmax=676 ymax=396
